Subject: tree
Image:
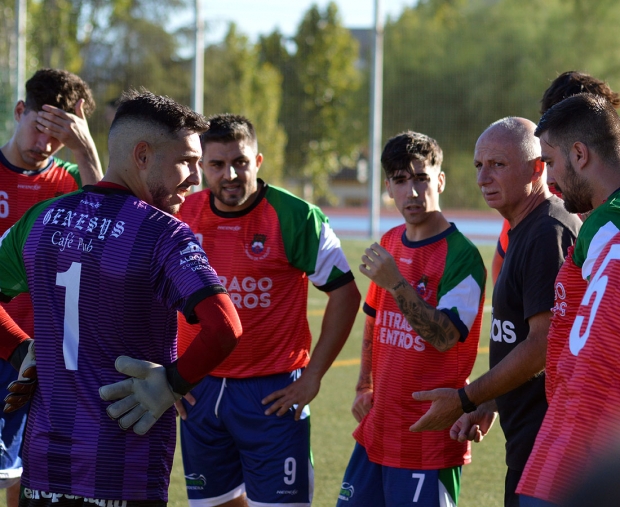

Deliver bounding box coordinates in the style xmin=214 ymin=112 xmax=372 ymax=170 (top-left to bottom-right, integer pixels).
xmin=203 ymin=25 xmax=287 ymax=185
xmin=261 ymin=2 xmax=365 ymax=203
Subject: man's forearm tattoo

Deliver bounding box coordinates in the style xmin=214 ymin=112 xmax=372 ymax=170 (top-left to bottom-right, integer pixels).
xmin=394 ymin=290 xmax=458 ymax=351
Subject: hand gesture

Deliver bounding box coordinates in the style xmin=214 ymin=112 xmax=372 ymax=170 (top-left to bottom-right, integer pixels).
xmin=36 ymin=99 xmax=94 ymax=153
xmin=351 ymin=388 xmax=373 ymax=423
xmin=174 ymin=392 xmax=196 ymax=421
xmin=99 ymin=356 xmax=181 ymax=435
xmin=262 ymin=371 xmax=320 ymax=421
xmin=409 ymin=387 xmax=463 ymax=432
xmin=4 ymin=340 xmax=37 ymax=413
xmin=360 ymin=243 xmax=404 ymax=290
xmin=449 ymin=404 xmax=497 ymax=443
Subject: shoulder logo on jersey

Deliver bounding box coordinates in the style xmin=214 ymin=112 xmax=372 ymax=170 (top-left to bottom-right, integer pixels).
xmin=245 ymin=233 xmax=270 ymax=260
xmin=415 ymin=274 xmax=433 ymax=301
xmin=180 ymin=241 xmax=213 ymax=273
xmin=180 ymin=241 xmax=205 ymax=255
xmin=185 ymin=473 xmax=207 ymax=490
xmin=338 ymin=482 xmax=354 ymax=501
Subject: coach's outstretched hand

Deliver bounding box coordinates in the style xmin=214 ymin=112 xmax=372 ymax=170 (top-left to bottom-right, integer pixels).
xmin=4 ymin=339 xmax=37 ymax=413
xmin=99 ymin=356 xmax=181 ymax=435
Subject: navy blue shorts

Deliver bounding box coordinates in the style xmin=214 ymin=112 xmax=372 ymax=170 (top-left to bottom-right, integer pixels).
xmin=336 ymin=443 xmax=461 ymax=507
xmin=0 ymin=359 xmax=27 ymax=488
xmin=180 ymin=371 xmax=312 ymax=506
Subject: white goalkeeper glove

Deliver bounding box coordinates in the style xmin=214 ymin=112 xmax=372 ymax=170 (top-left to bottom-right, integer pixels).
xmin=99 ymin=356 xmax=182 ymax=435
xmin=4 ymin=339 xmax=37 ymax=413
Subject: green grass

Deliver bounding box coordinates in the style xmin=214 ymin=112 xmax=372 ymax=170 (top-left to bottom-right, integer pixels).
xmin=167 ymin=240 xmax=505 ymax=507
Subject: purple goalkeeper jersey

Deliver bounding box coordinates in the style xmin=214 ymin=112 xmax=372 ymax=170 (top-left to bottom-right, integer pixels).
xmin=0 ymin=185 xmax=225 ymax=501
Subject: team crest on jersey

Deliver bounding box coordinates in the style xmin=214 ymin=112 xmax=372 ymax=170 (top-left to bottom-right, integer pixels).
xmin=246 ymin=233 xmax=270 ymax=260
xmin=415 ymin=274 xmax=433 ymax=301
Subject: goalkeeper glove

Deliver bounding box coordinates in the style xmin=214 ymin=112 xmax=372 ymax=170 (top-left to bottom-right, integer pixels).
xmin=99 ymin=356 xmax=182 ymax=435
xmin=4 ymin=339 xmax=36 ymax=413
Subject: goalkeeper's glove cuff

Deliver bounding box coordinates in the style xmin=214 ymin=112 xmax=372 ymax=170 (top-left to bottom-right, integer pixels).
xmin=165 ymin=361 xmax=199 ymax=396
xmin=9 ymin=339 xmax=33 ymax=372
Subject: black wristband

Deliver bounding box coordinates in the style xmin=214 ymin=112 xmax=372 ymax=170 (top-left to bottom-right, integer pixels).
xmin=8 ymin=339 xmax=33 ymax=372
xmin=458 ymin=387 xmax=477 ymax=413
xmin=165 ymin=361 xmax=201 ymax=396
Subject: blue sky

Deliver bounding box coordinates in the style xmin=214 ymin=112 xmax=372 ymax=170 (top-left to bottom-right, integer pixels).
xmin=190 ymin=0 xmax=415 ymax=43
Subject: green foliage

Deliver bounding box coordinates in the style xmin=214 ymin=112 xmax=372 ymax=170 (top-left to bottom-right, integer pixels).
xmin=260 ymin=3 xmax=365 ymax=203
xmin=203 ymin=25 xmax=287 ymax=185
xmin=6 ymin=0 xmax=620 ymax=207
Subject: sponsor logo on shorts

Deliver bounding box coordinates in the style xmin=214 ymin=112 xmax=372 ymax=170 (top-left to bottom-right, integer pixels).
xmin=23 ymin=488 xmax=127 ymax=506
xmin=338 ymin=482 xmax=354 ymax=501
xmin=276 ymin=489 xmax=298 ymax=495
xmin=185 ymin=473 xmax=207 ymax=490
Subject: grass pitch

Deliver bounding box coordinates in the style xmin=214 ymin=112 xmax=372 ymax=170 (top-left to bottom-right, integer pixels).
xmin=168 ymin=240 xmax=505 ymax=507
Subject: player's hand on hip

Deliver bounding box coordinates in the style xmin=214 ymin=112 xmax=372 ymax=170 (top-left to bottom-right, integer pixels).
xmin=359 ymin=243 xmax=402 ymax=290
xmin=351 ymin=388 xmax=373 ymax=423
xmin=4 ymin=340 xmax=37 ymax=413
xmin=262 ymin=372 xmax=320 ymax=421
xmin=174 ymin=392 xmax=196 ymax=421
xmin=99 ymin=356 xmax=181 ymax=435
xmin=409 ymin=388 xmax=463 ymax=432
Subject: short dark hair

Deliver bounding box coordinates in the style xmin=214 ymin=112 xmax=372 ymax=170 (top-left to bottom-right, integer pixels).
xmin=536 ymin=93 xmax=620 ymax=164
xmin=381 ymin=131 xmax=443 ymax=179
xmin=540 ymin=71 xmax=620 ymax=114
xmin=200 ymin=114 xmax=258 ymax=151
xmin=110 ymin=89 xmax=209 ymax=136
xmin=24 ymin=68 xmax=95 ymax=117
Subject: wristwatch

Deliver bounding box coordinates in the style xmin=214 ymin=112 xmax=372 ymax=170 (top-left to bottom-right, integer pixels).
xmin=457 ymin=387 xmax=477 ymax=413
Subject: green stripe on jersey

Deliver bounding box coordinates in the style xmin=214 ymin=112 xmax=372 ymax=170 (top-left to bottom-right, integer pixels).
xmin=53 ymin=157 xmax=81 ymax=188
xmin=264 ymin=185 xmax=349 ymax=286
xmin=573 ymin=189 xmax=620 ymax=280
xmin=437 ymin=231 xmax=486 ymax=331
xmin=0 ymin=195 xmax=68 ymax=298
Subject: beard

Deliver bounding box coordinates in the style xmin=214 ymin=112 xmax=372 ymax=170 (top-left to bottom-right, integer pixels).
xmin=147 ymin=174 xmax=179 ymax=215
xmin=559 ymin=160 xmax=594 ymax=214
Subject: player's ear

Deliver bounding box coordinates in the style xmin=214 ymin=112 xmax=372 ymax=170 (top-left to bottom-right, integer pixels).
xmin=571 ymin=142 xmax=589 ymax=171
xmin=255 ymin=153 xmax=264 ymax=171
xmin=530 ymin=158 xmax=545 ymax=183
xmin=14 ymin=101 xmax=26 ymax=121
xmin=133 ymin=141 xmax=151 ymax=172
xmin=437 ymin=170 xmax=446 ymax=194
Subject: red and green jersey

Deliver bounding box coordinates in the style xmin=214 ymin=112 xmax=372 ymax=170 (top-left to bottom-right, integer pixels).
xmin=177 ymin=182 xmax=353 ymax=378
xmin=519 ymin=190 xmax=620 ymax=501
xmin=0 ymin=151 xmax=81 ymax=335
xmin=518 ymin=232 xmax=620 ymax=504
xmin=354 ymin=223 xmax=486 ymax=469
xmin=542 ymin=191 xmax=620 ymax=405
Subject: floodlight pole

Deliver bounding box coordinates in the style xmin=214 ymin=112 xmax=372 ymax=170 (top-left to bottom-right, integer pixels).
xmin=192 ymin=0 xmax=205 ymax=115
xmin=368 ymin=0 xmax=383 ymax=239
xmin=15 ymin=0 xmax=27 ymax=103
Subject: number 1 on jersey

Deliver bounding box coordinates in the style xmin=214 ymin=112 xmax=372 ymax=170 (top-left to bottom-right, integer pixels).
xmin=56 ymin=262 xmax=81 ymax=370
